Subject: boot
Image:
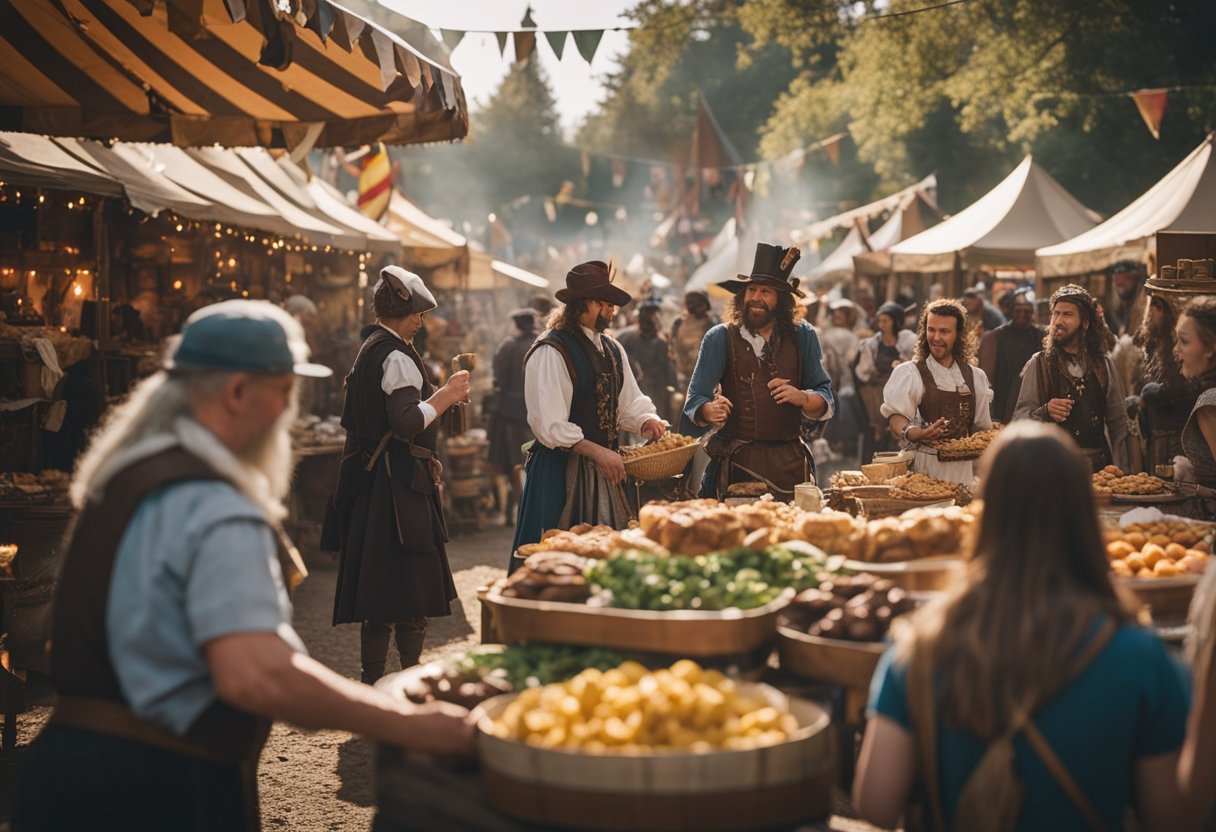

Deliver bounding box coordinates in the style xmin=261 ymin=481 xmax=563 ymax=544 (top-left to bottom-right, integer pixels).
xmin=360 ymin=620 xmax=392 ymax=684
xmin=394 ymin=617 xmax=428 ymax=670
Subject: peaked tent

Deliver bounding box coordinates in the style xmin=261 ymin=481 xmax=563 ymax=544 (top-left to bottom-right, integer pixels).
xmin=889 ymin=156 xmax=1100 ymax=273
xmin=1036 ymin=133 xmax=1216 ymax=277
xmin=384 ymin=192 xmax=468 ymax=270
xmin=804 ymin=190 xmax=937 ymax=284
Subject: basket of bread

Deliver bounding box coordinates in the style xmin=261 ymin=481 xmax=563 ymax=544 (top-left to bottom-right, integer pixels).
xmin=619 ymin=433 xmax=700 ymax=481
xmin=928 ymin=427 xmax=1001 ymax=461
xmin=1105 ymin=510 xmax=1212 ymax=625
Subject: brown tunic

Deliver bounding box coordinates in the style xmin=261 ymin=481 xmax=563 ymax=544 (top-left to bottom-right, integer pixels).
xmin=915 ymin=359 xmax=977 ymax=439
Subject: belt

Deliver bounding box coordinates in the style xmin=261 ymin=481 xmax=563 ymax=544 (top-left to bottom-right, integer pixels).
xmin=50 ymin=696 xmax=254 ymax=765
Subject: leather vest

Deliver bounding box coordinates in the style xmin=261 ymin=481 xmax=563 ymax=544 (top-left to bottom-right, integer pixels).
xmin=525 ymin=328 xmax=624 ymax=449
xmin=1039 ymin=355 xmax=1108 ymax=452
xmin=51 ymin=446 xmax=303 ymax=763
xmin=915 ymin=359 xmax=977 ymax=440
xmin=341 ymin=325 xmax=438 ymax=457
xmin=720 ymin=325 xmax=803 ymax=442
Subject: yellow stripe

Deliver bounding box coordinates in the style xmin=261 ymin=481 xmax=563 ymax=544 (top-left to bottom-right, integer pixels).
xmin=0 ymin=37 xmax=78 ymax=107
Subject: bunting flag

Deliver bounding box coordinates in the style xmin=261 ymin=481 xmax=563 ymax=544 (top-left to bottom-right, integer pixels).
xmin=513 ymin=31 xmax=537 ymax=63
xmin=1130 ymin=89 xmax=1168 ymax=139
xmin=545 ymin=30 xmax=568 ymax=60
xmin=357 ymin=143 xmax=394 ymax=220
xmin=441 ymin=29 xmax=465 ymax=50
xmin=573 ymin=29 xmax=605 ymax=64
xmin=823 ymin=134 xmax=843 ymax=165
xmin=495 ymin=30 xmax=510 ymax=57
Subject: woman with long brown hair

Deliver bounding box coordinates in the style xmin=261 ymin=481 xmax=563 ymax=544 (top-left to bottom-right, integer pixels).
xmin=853 ymin=421 xmax=1189 ymax=831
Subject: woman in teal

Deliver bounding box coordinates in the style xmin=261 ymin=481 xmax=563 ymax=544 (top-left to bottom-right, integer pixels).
xmin=853 ymin=421 xmax=1190 ymax=831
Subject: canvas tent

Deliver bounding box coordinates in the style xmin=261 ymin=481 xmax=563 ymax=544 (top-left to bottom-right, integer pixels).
xmin=887 ymin=156 xmax=1100 ymax=273
xmin=1036 ymin=133 xmax=1216 ymax=277
xmin=802 ymin=189 xmax=937 ymax=284
xmin=384 ymin=192 xmax=468 ymax=270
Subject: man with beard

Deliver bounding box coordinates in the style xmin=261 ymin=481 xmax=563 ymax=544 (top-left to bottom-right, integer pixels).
xmin=881 ymin=299 xmax=995 ymax=486
xmin=618 ymin=299 xmax=676 ymax=424
xmin=978 ymin=287 xmax=1046 ymax=423
xmin=510 ymin=261 xmax=666 ymax=565
xmin=683 ymin=243 xmax=834 ymax=499
xmin=15 ymin=301 xmax=473 ymax=832
xmin=488 ymin=308 xmax=539 ymax=522
xmin=1014 ymin=284 xmax=1129 ymax=472
xmin=669 ymin=290 xmax=717 ymax=387
xmin=322 ymin=267 xmax=468 ymax=684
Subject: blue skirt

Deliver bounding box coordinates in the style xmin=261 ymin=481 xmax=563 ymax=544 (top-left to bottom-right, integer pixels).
xmin=508 ymin=444 xmax=570 ymax=572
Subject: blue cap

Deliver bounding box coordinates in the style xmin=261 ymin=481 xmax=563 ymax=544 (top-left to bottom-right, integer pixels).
xmin=168 ymin=300 xmax=332 ymax=378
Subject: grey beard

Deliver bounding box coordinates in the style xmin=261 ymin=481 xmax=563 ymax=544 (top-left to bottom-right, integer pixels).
xmin=236 ymin=397 xmax=299 ymax=503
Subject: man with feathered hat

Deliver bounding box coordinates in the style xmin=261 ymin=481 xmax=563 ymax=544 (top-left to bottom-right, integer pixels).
xmin=510 ymin=261 xmax=666 ymax=566
xmin=1013 ymin=283 xmax=1130 ymax=471
xmin=681 ymin=243 xmax=835 ymax=499
xmin=322 ymin=267 xmax=469 ymax=683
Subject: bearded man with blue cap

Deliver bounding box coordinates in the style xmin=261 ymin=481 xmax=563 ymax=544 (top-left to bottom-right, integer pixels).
xmin=15 ymin=300 xmax=474 ymax=832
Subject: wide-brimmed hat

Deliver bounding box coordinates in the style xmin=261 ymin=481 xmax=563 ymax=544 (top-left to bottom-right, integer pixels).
xmin=718 ymin=242 xmax=805 ymax=298
xmin=555 ymin=260 xmax=632 ymax=306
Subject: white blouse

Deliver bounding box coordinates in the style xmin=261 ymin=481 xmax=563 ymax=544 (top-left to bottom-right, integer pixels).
xmin=880 ymin=356 xmax=994 ymax=487
xmin=525 ymin=326 xmax=662 ymax=449
xmin=378 ymin=324 xmax=437 ymax=429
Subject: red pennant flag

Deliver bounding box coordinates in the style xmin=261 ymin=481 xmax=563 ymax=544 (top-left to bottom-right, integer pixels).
xmin=513 ymin=32 xmax=536 ymax=64
xmin=822 ymin=133 xmax=843 ymax=166
xmin=1130 ymin=89 xmax=1168 ymax=140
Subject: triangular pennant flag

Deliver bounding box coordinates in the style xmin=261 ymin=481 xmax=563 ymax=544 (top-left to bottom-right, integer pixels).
xmin=1130 ymin=89 xmax=1168 ymax=140
xmin=545 ymin=30 xmax=568 ymax=60
xmin=513 ymin=32 xmax=536 ymax=64
xmin=441 ymin=29 xmax=465 ymax=51
xmin=520 ymin=6 xmax=537 ymax=28
xmin=495 ymin=31 xmax=509 ymax=58
xmin=572 ymin=29 xmax=604 ymax=64
xmin=822 ymin=133 xmax=843 ymax=166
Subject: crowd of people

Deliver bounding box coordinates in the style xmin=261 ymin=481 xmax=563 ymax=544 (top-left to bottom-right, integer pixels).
xmin=10 ymin=244 xmax=1216 ymax=830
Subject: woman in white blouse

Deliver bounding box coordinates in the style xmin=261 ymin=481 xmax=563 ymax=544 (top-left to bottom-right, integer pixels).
xmin=880 ymin=299 xmax=994 ymax=486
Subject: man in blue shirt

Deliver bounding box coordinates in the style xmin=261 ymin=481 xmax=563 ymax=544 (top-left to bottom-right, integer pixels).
xmin=682 ymin=243 xmax=835 ymax=498
xmin=14 ymin=301 xmax=474 ymax=832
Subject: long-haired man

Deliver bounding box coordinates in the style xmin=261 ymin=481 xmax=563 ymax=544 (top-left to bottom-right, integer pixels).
xmin=681 ymin=242 xmax=834 ymax=499
xmin=1013 ymin=284 xmax=1130 ymax=471
xmin=881 ymin=298 xmax=995 ymax=486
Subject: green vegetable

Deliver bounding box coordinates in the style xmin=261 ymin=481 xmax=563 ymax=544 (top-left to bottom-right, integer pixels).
xmin=458 ymin=644 xmax=625 ymax=690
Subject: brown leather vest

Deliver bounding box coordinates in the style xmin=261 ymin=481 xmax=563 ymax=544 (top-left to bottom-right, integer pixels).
xmin=915 ymin=359 xmax=977 ymax=440
xmin=1038 ymin=355 xmax=1110 ymax=454
xmin=51 ymin=446 xmax=304 ymax=763
xmin=720 ymin=325 xmax=803 ymax=442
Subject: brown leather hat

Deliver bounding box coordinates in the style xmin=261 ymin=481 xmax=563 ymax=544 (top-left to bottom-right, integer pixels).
xmin=555 ymin=260 xmax=633 ymax=307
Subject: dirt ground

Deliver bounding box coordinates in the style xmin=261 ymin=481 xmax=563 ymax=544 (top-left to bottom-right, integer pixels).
xmin=1 ymin=519 xmax=876 ymax=832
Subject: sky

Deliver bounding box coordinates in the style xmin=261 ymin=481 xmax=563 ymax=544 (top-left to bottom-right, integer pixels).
xmin=383 ymin=0 xmax=640 ymax=138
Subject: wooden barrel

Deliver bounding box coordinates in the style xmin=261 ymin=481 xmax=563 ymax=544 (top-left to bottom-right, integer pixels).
xmin=474 ymin=685 xmax=835 ymax=831
xmin=776 ymin=621 xmax=886 ymax=689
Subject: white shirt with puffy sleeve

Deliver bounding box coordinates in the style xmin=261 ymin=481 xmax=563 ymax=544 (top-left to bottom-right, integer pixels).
xmin=377 ymin=324 xmax=436 ymax=428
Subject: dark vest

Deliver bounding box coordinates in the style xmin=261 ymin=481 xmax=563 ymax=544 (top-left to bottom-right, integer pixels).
xmin=341 ymin=325 xmax=438 ymax=457
xmin=51 ymin=446 xmax=301 ymax=763
xmin=915 ymin=359 xmax=977 ymax=440
xmin=1038 ymin=354 xmax=1108 ymax=453
xmin=991 ymin=323 xmax=1046 ymax=423
xmin=525 ymin=328 xmax=624 ymax=449
xmin=720 ymin=325 xmax=803 ymax=442
xmin=493 ymin=331 xmax=536 ymax=422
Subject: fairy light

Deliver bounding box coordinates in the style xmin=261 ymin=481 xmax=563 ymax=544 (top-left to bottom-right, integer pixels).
xmin=172 ymin=279 xmax=183 ymax=290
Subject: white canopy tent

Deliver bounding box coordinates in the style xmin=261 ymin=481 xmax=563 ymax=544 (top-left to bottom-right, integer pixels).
xmin=803 ymin=190 xmax=937 ymax=284
xmin=384 ymin=192 xmax=469 ymax=269
xmin=1036 ymin=133 xmax=1216 ymax=277
xmin=889 ymin=156 xmax=1100 ymax=273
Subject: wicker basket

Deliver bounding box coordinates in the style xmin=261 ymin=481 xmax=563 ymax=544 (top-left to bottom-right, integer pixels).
xmin=1116 ymin=574 xmax=1201 ymax=626
xmin=621 ymin=442 xmax=700 ymax=482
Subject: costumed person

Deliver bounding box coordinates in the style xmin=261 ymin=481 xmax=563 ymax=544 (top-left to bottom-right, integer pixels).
xmin=669 ymin=289 xmax=717 ymax=387
xmin=14 ymin=301 xmax=473 ymax=832
xmin=1128 ymin=290 xmax=1195 ymax=473
xmin=510 ymin=261 xmax=666 ymax=567
xmin=961 ymin=285 xmax=1006 ymax=339
xmin=1013 ymin=284 xmax=1130 ymax=472
xmin=682 ymin=243 xmax=834 ymax=499
xmin=1173 ymin=296 xmax=1216 ymax=494
xmin=881 ymin=299 xmax=995 ymax=486
xmin=321 ymin=267 xmax=467 ymax=684
xmin=617 ymin=298 xmax=677 ymax=425
xmin=821 ymin=298 xmax=864 ymax=459
xmin=488 ymin=308 xmax=539 ymax=524
xmin=1110 ymin=259 xmax=1148 ymax=337
xmin=977 ymin=287 xmax=1045 ymax=424
xmin=852 ymin=422 xmax=1188 ymax=832
xmin=856 ymin=301 xmax=917 ymax=459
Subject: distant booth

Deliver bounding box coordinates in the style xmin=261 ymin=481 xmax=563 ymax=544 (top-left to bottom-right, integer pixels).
xmin=864 ymin=156 xmax=1100 ymax=307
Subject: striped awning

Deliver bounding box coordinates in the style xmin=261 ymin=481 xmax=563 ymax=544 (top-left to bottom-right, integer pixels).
xmin=0 ymin=0 xmax=467 ymax=148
